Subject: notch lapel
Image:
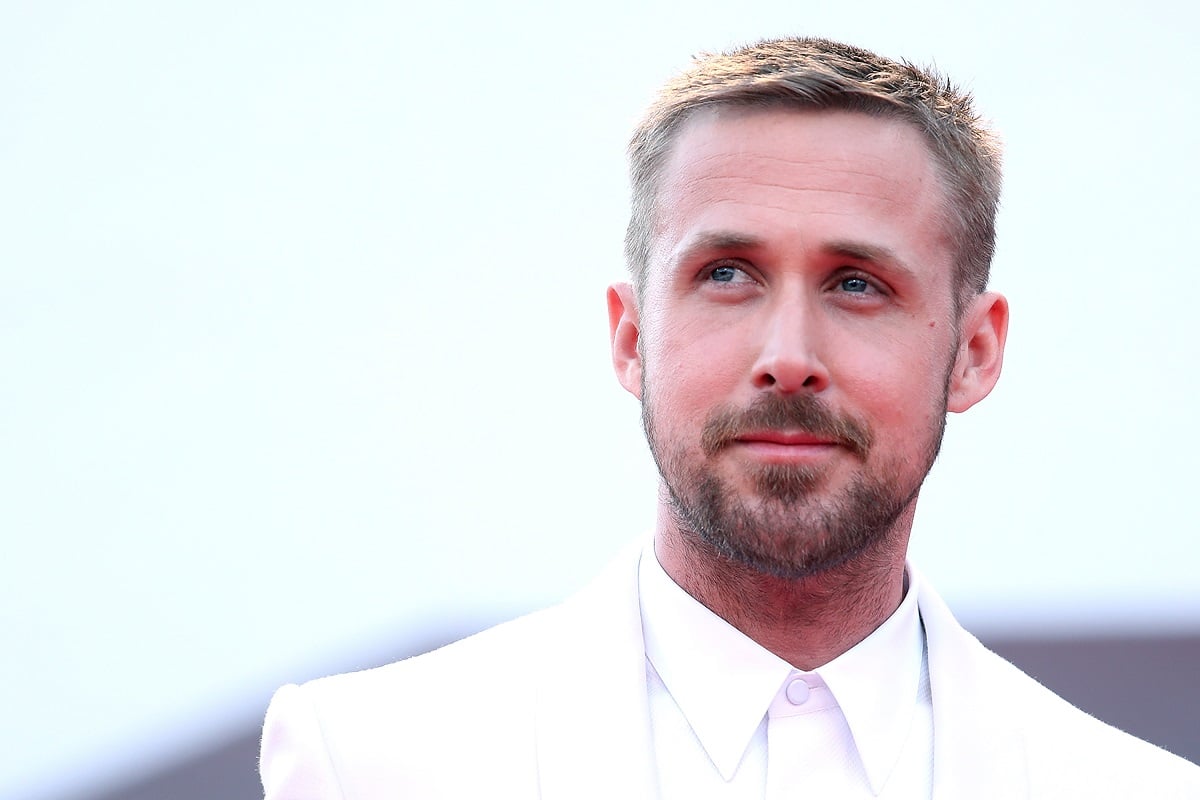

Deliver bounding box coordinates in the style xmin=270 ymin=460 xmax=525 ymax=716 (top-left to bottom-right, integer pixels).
xmin=534 ymin=542 xmax=659 ymax=800
xmin=917 ymin=573 xmax=1030 ymax=800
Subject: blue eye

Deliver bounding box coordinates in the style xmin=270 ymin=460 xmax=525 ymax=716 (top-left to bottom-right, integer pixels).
xmin=840 ymin=277 xmax=871 ymax=293
xmin=711 ymin=266 xmax=739 ymax=282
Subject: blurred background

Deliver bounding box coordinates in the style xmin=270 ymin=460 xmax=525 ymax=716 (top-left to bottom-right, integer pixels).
xmin=2 ymin=1 xmax=1197 ymax=798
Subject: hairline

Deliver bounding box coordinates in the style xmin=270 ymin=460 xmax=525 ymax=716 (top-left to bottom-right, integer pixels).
xmin=626 ymin=66 xmax=1000 ymax=319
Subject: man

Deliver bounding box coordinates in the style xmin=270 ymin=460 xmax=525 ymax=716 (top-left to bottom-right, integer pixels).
xmin=260 ymin=37 xmax=1200 ymax=798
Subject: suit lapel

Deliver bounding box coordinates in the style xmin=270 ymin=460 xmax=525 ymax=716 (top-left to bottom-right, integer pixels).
xmin=534 ymin=542 xmax=659 ymax=800
xmin=916 ymin=573 xmax=1030 ymax=799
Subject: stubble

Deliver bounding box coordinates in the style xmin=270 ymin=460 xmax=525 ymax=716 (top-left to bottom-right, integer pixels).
xmin=643 ymin=391 xmax=946 ymax=580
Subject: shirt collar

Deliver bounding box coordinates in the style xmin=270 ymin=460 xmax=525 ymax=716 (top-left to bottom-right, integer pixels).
xmin=816 ymin=564 xmax=925 ymax=794
xmin=638 ymin=543 xmax=925 ymax=792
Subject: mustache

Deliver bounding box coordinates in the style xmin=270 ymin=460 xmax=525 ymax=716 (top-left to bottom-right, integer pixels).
xmin=700 ymin=394 xmax=873 ymax=458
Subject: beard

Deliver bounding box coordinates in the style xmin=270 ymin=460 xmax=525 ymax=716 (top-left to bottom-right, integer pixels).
xmin=643 ymin=390 xmax=947 ymax=580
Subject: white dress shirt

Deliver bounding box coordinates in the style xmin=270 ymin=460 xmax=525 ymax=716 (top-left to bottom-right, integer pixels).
xmin=639 ymin=546 xmax=933 ymax=798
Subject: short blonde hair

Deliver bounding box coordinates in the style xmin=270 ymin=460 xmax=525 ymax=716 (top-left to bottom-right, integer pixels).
xmin=625 ymin=37 xmax=1003 ymax=310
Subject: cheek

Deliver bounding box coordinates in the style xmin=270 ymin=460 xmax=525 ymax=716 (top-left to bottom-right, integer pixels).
xmin=642 ymin=339 xmax=747 ymax=442
xmin=647 ymin=317 xmax=750 ymax=386
xmin=833 ymin=335 xmax=953 ymax=420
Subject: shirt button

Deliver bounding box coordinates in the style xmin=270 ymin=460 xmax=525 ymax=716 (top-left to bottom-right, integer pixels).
xmin=785 ymin=677 xmax=811 ymax=705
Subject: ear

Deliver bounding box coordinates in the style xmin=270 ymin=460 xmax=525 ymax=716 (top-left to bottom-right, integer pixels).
xmin=607 ymin=282 xmax=643 ymax=400
xmin=947 ymin=291 xmax=1009 ymax=413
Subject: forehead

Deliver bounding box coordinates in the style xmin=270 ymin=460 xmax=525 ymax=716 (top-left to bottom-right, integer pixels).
xmin=648 ymin=107 xmax=956 ymax=281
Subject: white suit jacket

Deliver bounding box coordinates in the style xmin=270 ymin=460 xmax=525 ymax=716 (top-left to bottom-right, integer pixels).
xmin=260 ymin=545 xmax=1200 ymax=799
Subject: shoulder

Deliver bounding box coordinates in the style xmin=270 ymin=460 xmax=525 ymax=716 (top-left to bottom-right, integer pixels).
xmin=981 ymin=646 xmax=1199 ymax=794
xmin=298 ymin=537 xmax=646 ymax=716
xmin=260 ymin=606 xmax=565 ymax=799
xmin=260 ymin=542 xmax=647 ymax=799
xmin=297 ymin=602 xmax=565 ymax=734
xmin=915 ymin=574 xmax=1200 ymax=796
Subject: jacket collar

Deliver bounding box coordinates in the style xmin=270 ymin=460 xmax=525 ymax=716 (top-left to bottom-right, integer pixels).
xmin=534 ymin=540 xmax=659 ymax=800
xmin=915 ymin=568 xmax=1030 ymax=799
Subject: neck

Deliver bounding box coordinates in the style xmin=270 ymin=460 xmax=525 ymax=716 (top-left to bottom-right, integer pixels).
xmin=654 ymin=502 xmax=914 ymax=671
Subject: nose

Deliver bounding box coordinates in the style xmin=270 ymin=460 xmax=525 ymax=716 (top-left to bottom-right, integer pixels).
xmin=751 ymin=298 xmax=830 ymax=394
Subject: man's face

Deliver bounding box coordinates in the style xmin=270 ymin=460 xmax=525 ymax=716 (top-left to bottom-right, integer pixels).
xmin=613 ymin=108 xmax=991 ymax=578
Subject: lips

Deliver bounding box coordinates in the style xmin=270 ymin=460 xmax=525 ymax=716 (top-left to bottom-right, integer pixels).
xmin=733 ymin=429 xmax=842 ymax=447
xmin=728 ymin=430 xmax=844 ymax=465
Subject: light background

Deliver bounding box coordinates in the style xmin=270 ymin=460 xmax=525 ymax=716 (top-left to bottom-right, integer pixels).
xmin=2 ymin=1 xmax=1197 ymax=797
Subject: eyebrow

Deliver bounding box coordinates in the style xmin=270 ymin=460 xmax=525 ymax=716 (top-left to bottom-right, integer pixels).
xmin=670 ymin=230 xmax=765 ymax=264
xmin=823 ymin=240 xmax=918 ymax=280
